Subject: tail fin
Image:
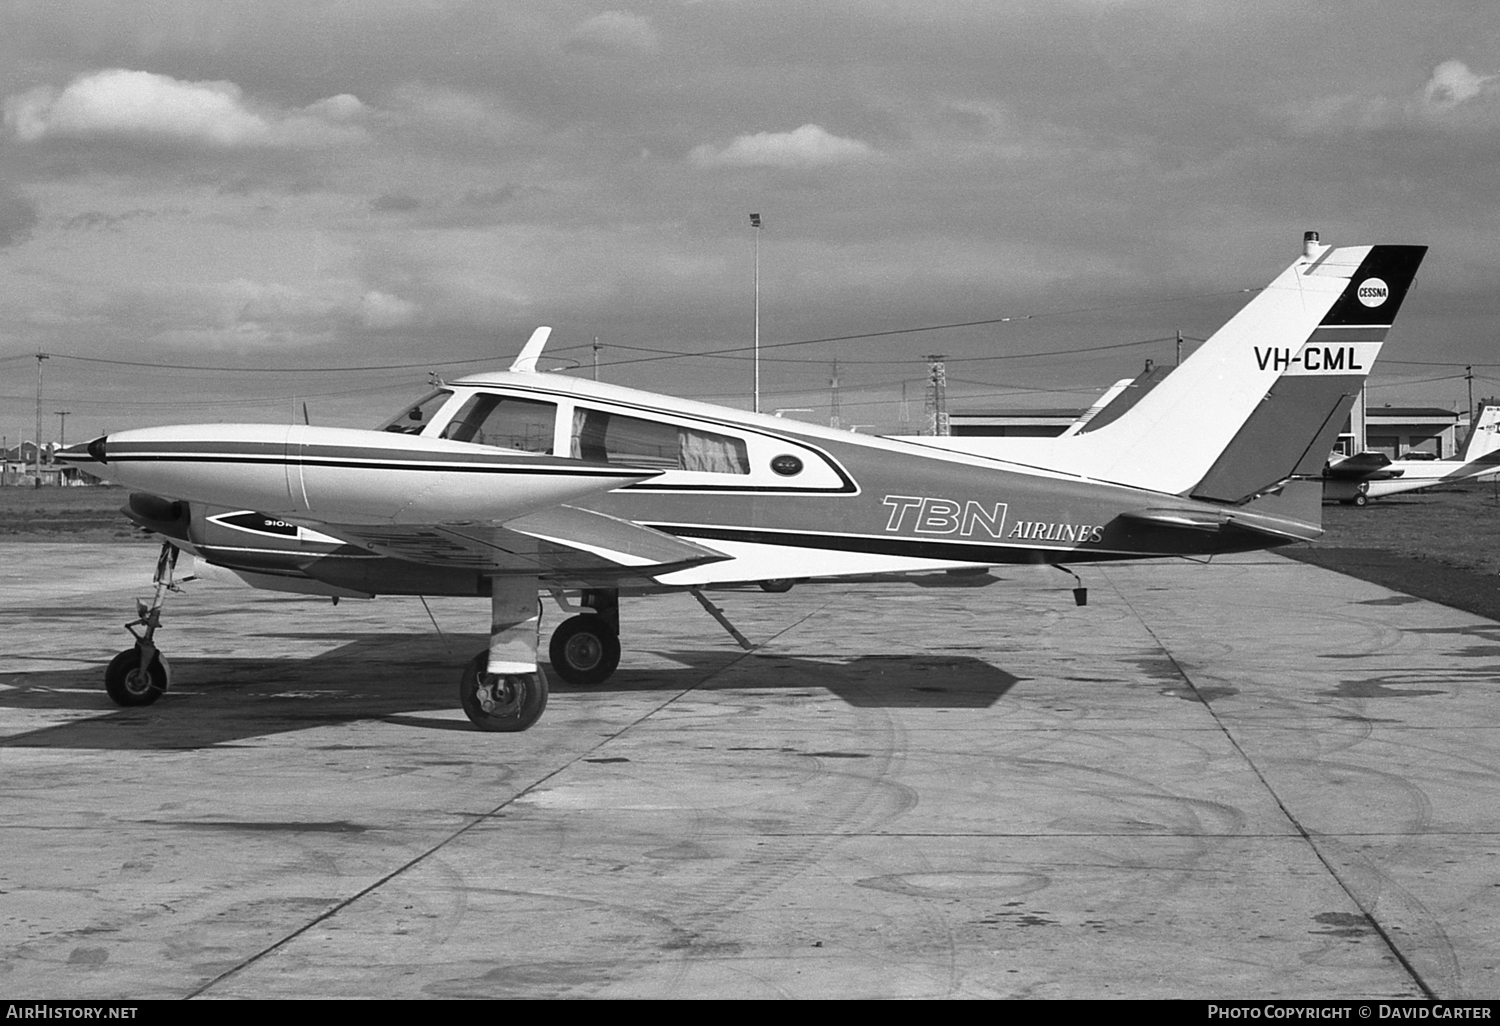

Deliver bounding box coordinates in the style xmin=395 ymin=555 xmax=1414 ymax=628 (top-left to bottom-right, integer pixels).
xmin=1185 ymin=243 xmax=1426 ymax=502
xmin=1455 ymin=402 xmax=1500 ymax=462
xmin=902 ymin=236 xmax=1426 ymax=500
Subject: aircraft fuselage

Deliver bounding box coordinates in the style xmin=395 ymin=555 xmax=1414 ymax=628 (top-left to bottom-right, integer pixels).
xmin=98 ymin=372 xmax=1309 ymax=599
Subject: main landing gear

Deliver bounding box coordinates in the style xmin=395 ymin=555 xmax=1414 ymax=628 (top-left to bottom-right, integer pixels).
xmin=547 ymin=589 xmax=621 ymax=686
xmin=459 ymin=576 xmax=550 ymax=731
xmin=540 ymin=585 xmax=756 ymax=694
xmin=105 ymin=541 xmax=181 ymax=707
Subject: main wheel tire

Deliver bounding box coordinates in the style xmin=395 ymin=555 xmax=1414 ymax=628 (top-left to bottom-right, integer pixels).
xmin=458 ymin=650 xmax=548 ymax=732
xmin=104 ymin=646 xmax=168 ymax=707
xmin=758 ymin=579 xmax=795 ymax=593
xmin=548 ymin=615 xmax=621 ymax=686
xmin=1353 ymin=493 xmax=1368 ymax=507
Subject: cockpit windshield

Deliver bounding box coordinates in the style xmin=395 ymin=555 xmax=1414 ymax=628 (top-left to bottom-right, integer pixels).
xmin=378 ymin=389 xmax=452 ymax=435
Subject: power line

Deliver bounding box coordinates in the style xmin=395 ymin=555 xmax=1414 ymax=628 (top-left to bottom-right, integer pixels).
xmin=9 ymin=352 xmax=500 ymax=374
xmin=589 ymin=291 xmax=1263 ymax=371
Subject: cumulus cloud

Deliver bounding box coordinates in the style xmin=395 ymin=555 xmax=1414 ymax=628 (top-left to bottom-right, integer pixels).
xmin=1423 ymin=59 xmax=1499 ymax=108
xmin=1285 ymin=60 xmax=1500 ymax=136
xmin=3 ymin=69 xmax=368 ymax=148
xmin=689 ymin=124 xmax=875 ymax=169
xmin=358 ymin=290 xmax=419 ymax=330
xmin=565 ymin=11 xmax=661 ymax=56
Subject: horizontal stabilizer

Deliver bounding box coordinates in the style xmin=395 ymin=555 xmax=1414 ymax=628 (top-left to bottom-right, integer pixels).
xmin=1121 ymin=487 xmax=1322 ymax=545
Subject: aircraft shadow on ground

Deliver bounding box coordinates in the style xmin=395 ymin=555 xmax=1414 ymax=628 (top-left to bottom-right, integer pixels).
xmin=1 ymin=633 xmax=1023 ymax=750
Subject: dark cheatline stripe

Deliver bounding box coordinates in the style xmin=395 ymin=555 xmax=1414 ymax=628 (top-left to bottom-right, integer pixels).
xmin=105 ymin=438 xmax=634 ymax=472
xmin=653 ymin=523 xmax=1137 ymax=564
xmin=101 ymin=451 xmax=643 ymax=478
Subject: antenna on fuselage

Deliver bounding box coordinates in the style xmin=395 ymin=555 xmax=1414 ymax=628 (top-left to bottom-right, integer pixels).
xmin=509 ymin=326 xmax=553 ymax=373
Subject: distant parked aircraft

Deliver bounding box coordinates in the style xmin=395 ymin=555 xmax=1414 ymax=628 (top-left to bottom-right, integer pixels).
xmin=1322 ymin=402 xmax=1500 ymax=505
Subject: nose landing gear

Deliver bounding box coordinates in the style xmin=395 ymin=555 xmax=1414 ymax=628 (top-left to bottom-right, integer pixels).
xmin=105 ymin=541 xmax=181 ymax=707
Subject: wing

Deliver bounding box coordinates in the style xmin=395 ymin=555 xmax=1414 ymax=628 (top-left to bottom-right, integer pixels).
xmin=312 ymin=504 xmax=729 ymax=586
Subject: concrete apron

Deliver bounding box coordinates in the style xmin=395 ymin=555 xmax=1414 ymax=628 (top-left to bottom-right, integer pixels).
xmin=1 ymin=544 xmax=1497 ymax=999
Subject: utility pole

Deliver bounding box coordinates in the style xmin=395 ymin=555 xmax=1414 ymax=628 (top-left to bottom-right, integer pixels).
xmin=1467 ymin=365 xmax=1475 ymax=432
xmin=749 ymin=212 xmax=762 ymax=414
xmin=925 ymin=355 xmax=949 ymax=436
xmin=829 ymin=358 xmax=842 ymax=431
xmin=592 ymin=336 xmax=601 ymax=382
xmin=1176 ymin=330 xmax=1183 ymax=366
xmin=34 ymin=353 xmax=48 ymax=488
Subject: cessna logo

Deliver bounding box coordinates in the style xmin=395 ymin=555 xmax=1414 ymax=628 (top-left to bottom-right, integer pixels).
xmin=1356 ymin=277 xmax=1389 ymax=308
xmin=882 ymin=495 xmax=1008 ymax=537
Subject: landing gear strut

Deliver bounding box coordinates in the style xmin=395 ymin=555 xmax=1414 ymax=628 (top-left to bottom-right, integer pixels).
xmin=548 ymin=589 xmax=620 ymax=686
xmin=105 ymin=541 xmax=179 ymax=707
xmin=459 ymin=576 xmax=548 ymax=731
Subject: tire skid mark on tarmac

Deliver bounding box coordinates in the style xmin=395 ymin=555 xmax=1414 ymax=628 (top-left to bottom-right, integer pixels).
xmin=1097 ymin=565 xmax=1443 ymax=1000
xmin=188 ymin=589 xmax=850 ymax=999
xmin=607 ymin=587 xmax=943 ymax=997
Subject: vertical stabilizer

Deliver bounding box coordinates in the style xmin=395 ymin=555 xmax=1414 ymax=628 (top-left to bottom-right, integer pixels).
xmin=1456 ymin=402 xmax=1500 ymax=462
xmin=891 ymin=236 xmax=1425 ymax=503
xmin=1186 ymin=243 xmax=1426 ymax=502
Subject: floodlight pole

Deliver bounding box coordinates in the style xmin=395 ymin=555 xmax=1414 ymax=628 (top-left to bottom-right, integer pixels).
xmin=750 ymin=213 xmax=762 ymax=414
xmin=34 ymin=353 xmax=47 ymax=488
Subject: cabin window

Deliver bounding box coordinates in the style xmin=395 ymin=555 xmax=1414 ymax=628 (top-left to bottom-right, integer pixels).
xmin=378 ymin=390 xmax=452 ymax=434
xmin=440 ymin=394 xmax=556 ymax=453
xmin=571 ymin=408 xmax=749 ymax=474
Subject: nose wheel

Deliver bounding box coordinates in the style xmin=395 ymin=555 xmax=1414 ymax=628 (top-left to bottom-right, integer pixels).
xmin=104 ymin=541 xmax=181 ymax=707
xmin=104 ymin=646 xmax=170 ymax=706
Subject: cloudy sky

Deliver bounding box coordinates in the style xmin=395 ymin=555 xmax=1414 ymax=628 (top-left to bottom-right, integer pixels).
xmin=2 ymin=0 xmax=1499 ymax=442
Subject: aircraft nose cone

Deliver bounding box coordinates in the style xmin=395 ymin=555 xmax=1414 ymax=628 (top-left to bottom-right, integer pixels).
xmin=55 ymin=436 xmax=107 ymax=464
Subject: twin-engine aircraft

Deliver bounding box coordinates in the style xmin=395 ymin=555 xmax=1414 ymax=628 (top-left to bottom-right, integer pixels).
xmin=57 ymin=233 xmax=1426 ymax=732
xmin=1322 ymin=402 xmax=1500 ymax=505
